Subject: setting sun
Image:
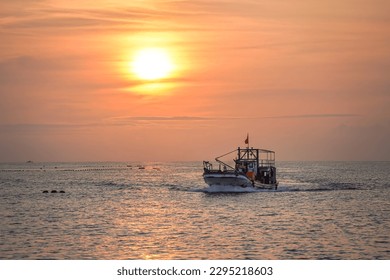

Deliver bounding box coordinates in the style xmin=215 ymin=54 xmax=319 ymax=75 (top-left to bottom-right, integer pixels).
xmin=131 ymin=48 xmax=174 ymax=80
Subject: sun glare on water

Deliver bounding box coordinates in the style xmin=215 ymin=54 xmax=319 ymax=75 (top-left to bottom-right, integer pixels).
xmin=131 ymin=48 xmax=174 ymax=80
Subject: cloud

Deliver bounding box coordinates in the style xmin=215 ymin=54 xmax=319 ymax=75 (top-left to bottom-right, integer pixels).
xmin=4 ymin=17 xmax=111 ymax=29
xmin=1 ymin=5 xmax=154 ymax=34
xmin=1 ymin=3 xmax=211 ymax=33
xmin=0 ymin=116 xmax=216 ymax=132
xmin=0 ymin=122 xmax=100 ymax=135
xmin=105 ymin=115 xmax=216 ymax=126
xmin=104 ymin=114 xmax=361 ymax=127
xmin=112 ymin=116 xmax=213 ymax=121
xmin=265 ymin=114 xmax=361 ymax=119
xmin=3 ymin=0 xmax=389 ymax=35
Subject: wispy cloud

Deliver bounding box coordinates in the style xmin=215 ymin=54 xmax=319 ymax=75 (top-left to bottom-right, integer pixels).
xmin=1 ymin=5 xmax=157 ymax=33
xmin=0 ymin=122 xmax=101 ymax=134
xmin=264 ymin=114 xmax=361 ymax=119
xmin=105 ymin=115 xmax=216 ymax=126
xmin=105 ymin=114 xmax=361 ymax=126
xmin=111 ymin=116 xmax=213 ymax=121
xmin=1 ymin=3 xmax=214 ymax=33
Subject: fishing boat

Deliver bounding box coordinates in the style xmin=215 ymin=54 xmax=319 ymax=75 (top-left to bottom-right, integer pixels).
xmin=202 ymin=137 xmax=278 ymax=190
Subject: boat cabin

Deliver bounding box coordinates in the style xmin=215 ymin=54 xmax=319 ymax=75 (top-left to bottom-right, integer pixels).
xmin=234 ymin=147 xmax=277 ymax=185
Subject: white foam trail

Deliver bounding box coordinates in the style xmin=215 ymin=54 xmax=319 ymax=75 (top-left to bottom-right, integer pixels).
xmin=190 ymin=184 xmax=281 ymax=193
xmin=202 ymin=185 xmax=261 ymax=193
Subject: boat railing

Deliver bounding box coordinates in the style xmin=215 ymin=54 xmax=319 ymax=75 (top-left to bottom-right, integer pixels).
xmin=259 ymin=159 xmax=276 ymax=167
xmin=204 ymin=147 xmax=276 ymax=172
xmin=258 ymin=149 xmax=276 ymax=168
xmin=203 ymin=161 xmax=213 ymax=171
xmin=203 ymin=160 xmax=235 ymax=173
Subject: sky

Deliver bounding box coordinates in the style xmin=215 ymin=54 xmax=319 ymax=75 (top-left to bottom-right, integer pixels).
xmin=0 ymin=0 xmax=389 ymax=162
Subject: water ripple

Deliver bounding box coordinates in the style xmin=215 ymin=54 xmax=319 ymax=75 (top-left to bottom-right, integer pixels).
xmin=0 ymin=161 xmax=389 ymax=259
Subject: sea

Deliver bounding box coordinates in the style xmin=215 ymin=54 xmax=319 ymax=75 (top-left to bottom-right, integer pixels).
xmin=0 ymin=161 xmax=389 ymax=260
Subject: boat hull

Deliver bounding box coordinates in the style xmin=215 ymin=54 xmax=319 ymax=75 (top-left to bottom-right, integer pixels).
xmin=203 ymin=172 xmax=253 ymax=188
xmin=203 ymin=172 xmax=277 ymax=189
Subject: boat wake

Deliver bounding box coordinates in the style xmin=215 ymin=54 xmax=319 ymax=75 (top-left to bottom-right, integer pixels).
xmin=192 ymin=183 xmax=361 ymax=194
xmin=198 ymin=185 xmax=276 ymax=193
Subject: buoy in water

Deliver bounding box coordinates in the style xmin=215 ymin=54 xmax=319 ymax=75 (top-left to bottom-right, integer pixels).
xmin=42 ymin=190 xmax=48 ymax=193
xmin=51 ymin=190 xmax=57 ymax=193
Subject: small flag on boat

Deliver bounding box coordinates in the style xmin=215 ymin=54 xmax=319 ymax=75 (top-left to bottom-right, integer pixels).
xmin=245 ymin=134 xmax=249 ymax=144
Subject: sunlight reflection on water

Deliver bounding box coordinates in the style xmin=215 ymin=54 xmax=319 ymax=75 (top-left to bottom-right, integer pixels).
xmin=0 ymin=162 xmax=389 ymax=259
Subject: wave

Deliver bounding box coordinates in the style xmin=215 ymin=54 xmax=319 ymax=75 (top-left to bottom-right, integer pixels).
xmin=269 ymin=183 xmax=360 ymax=193
xmin=190 ymin=183 xmax=361 ymax=194
xmin=193 ymin=185 xmax=276 ymax=193
xmin=96 ymin=180 xmax=138 ymax=190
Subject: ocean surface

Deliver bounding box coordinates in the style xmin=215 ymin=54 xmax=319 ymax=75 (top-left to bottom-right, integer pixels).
xmin=0 ymin=161 xmax=389 ymax=259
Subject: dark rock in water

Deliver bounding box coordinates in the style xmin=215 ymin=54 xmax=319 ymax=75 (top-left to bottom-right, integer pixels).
xmin=51 ymin=190 xmax=57 ymax=193
xmin=59 ymin=190 xmax=65 ymax=193
xmin=42 ymin=190 xmax=48 ymax=193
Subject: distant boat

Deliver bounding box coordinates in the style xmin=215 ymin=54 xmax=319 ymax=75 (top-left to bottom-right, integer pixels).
xmin=203 ymin=139 xmax=278 ymax=190
xmin=26 ymin=160 xmax=33 ymax=163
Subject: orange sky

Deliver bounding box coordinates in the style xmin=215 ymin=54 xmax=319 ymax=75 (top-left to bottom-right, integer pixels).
xmin=1 ymin=0 xmax=389 ymax=161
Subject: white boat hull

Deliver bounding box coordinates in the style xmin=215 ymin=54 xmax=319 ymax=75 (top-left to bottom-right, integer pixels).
xmin=203 ymin=173 xmax=253 ymax=188
xmin=203 ymin=172 xmax=278 ymax=190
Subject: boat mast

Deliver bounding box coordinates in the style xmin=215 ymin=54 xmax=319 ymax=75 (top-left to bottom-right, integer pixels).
xmin=245 ymin=133 xmax=250 ymax=161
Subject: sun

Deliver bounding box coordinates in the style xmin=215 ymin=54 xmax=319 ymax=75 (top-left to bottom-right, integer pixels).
xmin=131 ymin=48 xmax=174 ymax=80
